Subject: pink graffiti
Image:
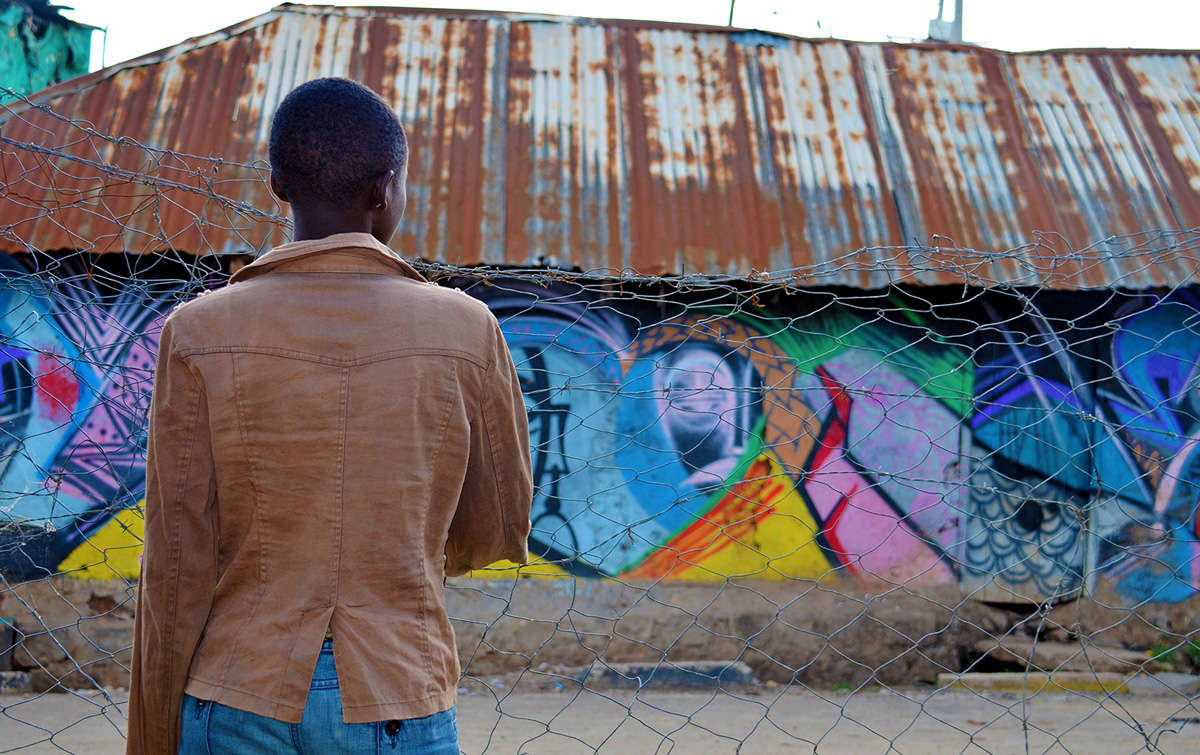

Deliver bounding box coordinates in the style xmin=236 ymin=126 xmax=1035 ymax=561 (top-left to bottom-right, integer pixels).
xmin=806 ymin=370 xmax=955 ymax=586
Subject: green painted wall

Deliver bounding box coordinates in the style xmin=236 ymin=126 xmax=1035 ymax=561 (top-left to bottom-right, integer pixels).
xmin=0 ymin=4 xmax=90 ymax=97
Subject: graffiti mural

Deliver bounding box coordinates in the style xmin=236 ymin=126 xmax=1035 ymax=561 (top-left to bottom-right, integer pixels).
xmin=0 ymin=259 xmax=1197 ymax=605
xmin=0 ymin=255 xmax=186 ymax=580
xmin=470 ymin=283 xmax=973 ymax=588
xmin=1089 ymin=299 xmax=1200 ymax=603
xmin=467 ymin=282 xmax=1200 ymax=603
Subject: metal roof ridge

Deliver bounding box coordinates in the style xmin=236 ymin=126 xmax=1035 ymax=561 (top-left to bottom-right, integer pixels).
xmin=274 ymin=2 xmax=823 ymax=41
xmin=273 ymin=3 xmax=1200 ymax=56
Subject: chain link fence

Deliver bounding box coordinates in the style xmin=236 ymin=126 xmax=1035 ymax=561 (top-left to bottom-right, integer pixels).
xmin=2 ymin=89 xmax=1200 ymax=754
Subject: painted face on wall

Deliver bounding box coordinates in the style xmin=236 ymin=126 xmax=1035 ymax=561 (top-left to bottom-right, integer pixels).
xmin=652 ymin=346 xmax=745 ymax=488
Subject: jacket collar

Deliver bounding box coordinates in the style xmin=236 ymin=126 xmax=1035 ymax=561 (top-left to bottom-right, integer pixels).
xmin=231 ymin=232 xmax=427 ymax=284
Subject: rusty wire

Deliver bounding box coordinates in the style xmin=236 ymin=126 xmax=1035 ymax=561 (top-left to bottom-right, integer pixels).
xmin=1 ymin=90 xmax=1200 ymax=755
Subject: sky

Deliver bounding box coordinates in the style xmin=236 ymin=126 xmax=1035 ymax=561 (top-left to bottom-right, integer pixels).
xmin=60 ymin=0 xmax=1200 ymax=72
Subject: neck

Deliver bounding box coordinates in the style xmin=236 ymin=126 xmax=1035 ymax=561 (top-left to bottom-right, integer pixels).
xmin=290 ymin=212 xmax=374 ymax=243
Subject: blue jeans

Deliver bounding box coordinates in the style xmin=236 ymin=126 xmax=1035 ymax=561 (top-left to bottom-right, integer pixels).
xmin=179 ymin=641 xmax=459 ymax=754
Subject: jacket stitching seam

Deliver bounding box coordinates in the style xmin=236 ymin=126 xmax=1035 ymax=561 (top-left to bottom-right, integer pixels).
xmin=185 ymin=683 xmax=451 ymax=713
xmin=186 ymin=683 xmax=307 ymax=709
xmin=332 ymin=367 xmax=349 ymax=601
xmin=420 ymin=364 xmax=457 ymax=698
xmin=271 ymin=611 xmax=310 ymax=706
xmin=480 ymin=341 xmax=514 ymax=550
xmin=158 ymin=354 xmax=203 ymax=747
xmin=231 ymin=239 xmax=424 ymax=284
xmin=216 ymin=352 xmax=268 ymax=687
xmin=446 ymin=346 xmax=497 ymax=575
xmin=259 ymin=249 xmax=403 ymax=271
xmin=269 ymin=269 xmax=396 ymax=276
xmin=178 ymin=346 xmax=486 ymax=369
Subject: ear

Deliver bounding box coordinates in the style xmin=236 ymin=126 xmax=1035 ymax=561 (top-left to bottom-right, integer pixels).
xmin=370 ymin=169 xmax=397 ymax=210
xmin=269 ymin=173 xmax=290 ymax=204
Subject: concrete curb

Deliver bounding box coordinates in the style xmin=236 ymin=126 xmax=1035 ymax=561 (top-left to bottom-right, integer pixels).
xmin=0 ymin=671 xmax=32 ymax=695
xmin=579 ymin=660 xmax=759 ymax=691
xmin=1123 ymin=672 xmax=1200 ymax=697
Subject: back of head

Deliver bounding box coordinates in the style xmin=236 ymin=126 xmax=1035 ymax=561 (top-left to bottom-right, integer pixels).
xmin=269 ymin=78 xmax=407 ymax=210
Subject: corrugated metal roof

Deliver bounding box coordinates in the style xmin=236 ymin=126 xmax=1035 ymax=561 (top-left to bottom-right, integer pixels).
xmin=2 ymin=3 xmax=1199 ymax=288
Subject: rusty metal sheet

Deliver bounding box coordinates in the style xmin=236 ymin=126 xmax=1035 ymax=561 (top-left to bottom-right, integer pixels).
xmin=2 ymin=4 xmax=1199 ymax=289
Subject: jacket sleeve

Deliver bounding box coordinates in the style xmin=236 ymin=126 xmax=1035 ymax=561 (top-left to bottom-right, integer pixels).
xmin=445 ymin=319 xmax=533 ymax=576
xmin=127 ymin=316 xmax=218 ymax=755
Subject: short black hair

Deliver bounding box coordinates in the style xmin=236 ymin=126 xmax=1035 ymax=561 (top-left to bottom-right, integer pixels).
xmin=268 ymin=78 xmax=407 ymax=209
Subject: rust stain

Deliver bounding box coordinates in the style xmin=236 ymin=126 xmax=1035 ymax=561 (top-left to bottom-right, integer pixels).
xmin=883 ymin=47 xmax=959 ymax=256
xmin=692 ymin=38 xmax=725 ymax=273
xmin=725 ymin=40 xmax=779 ymax=275
xmin=981 ymin=53 xmax=1077 ymax=283
xmin=457 ymin=19 xmax=490 ymax=267
xmin=845 ymin=46 xmax=903 ymax=249
xmin=1089 ymin=55 xmax=1180 ymax=236
xmin=428 ymin=18 xmax=457 ymax=260
xmin=503 ymin=21 xmax=534 ymax=266
xmin=1058 ymin=56 xmax=1145 ymax=271
xmin=757 ymin=45 xmax=806 ymax=271
xmin=1112 ymin=58 xmax=1200 ymax=229
xmin=812 ymin=44 xmax=866 ymax=286
xmin=567 ymin=24 xmax=584 ymax=270
xmin=620 ymin=28 xmax=664 ymax=274
xmin=603 ymin=28 xmax=623 ymax=273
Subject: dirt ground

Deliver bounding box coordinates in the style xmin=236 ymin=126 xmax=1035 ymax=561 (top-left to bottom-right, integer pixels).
xmin=3 ymin=683 xmax=1200 ymax=755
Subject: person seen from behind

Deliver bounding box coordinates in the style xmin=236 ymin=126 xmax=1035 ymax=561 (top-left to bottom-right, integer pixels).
xmin=126 ymin=77 xmax=534 ymax=755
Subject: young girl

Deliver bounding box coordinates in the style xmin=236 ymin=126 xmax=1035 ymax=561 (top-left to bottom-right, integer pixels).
xmin=127 ymin=78 xmax=532 ymax=755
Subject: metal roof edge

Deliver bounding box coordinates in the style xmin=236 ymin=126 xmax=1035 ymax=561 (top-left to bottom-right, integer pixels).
xmin=277 ymin=3 xmax=779 ymax=36
xmin=278 ymin=4 xmax=1200 ymax=56
xmin=13 ymin=0 xmax=1198 ymax=116
xmin=1010 ymin=45 xmax=1200 ymax=57
xmin=275 ymin=3 xmax=877 ymax=45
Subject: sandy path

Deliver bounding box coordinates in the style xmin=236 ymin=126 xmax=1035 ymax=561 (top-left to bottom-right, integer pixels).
xmin=2 ymin=685 xmax=1198 ymax=754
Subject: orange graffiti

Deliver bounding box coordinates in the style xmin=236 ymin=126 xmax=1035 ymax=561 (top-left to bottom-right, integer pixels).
xmin=625 ymin=456 xmax=783 ymax=579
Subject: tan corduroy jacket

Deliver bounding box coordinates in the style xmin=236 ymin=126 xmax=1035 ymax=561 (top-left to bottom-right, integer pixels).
xmin=126 ymin=233 xmax=533 ymax=755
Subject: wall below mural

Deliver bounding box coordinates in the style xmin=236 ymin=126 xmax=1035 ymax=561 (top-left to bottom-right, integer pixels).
xmin=0 ymin=256 xmax=1196 ymax=605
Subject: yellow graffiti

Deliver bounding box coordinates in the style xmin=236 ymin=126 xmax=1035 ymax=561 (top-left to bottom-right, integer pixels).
xmin=57 ymin=503 xmax=145 ymax=580
xmin=623 ymin=453 xmax=832 ymax=582
xmin=56 ymin=474 xmax=832 ymax=584
xmin=466 ymin=555 xmax=572 ymax=579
